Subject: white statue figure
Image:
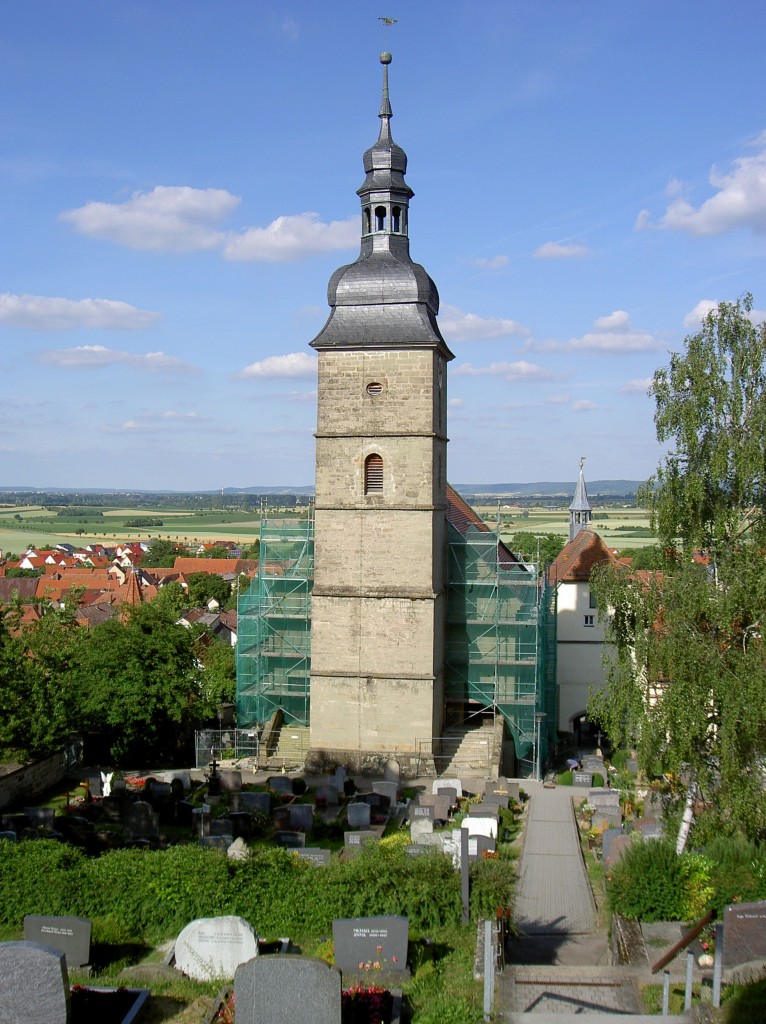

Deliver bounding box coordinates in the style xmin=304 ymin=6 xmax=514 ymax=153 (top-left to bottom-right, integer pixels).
xmin=101 ymin=771 xmax=113 ymax=797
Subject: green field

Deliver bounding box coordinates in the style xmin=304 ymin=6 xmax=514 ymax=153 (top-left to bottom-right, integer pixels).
xmin=473 ymin=504 xmax=657 ymax=552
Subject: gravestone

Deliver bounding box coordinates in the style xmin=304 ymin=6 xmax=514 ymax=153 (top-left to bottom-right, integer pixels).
xmin=357 ymin=792 xmax=391 ymax=816
xmin=149 ymin=781 xmax=172 ymax=801
xmin=272 ymin=807 xmax=291 ymax=830
xmin=332 ymin=914 xmax=408 ymax=976
xmin=433 ymin=777 xmax=463 ymax=797
xmin=573 ymin=771 xmax=593 ymax=788
xmin=635 ymin=819 xmax=663 ymax=840
xmin=124 ymin=801 xmax=159 ymax=840
xmin=296 ymin=847 xmax=332 ymax=866
xmin=479 ymin=793 xmax=509 ymax=810
xmin=85 ymin=773 xmax=102 ymax=798
xmin=723 ymin=900 xmax=766 ymax=966
xmin=210 ymin=818 xmax=234 ymax=837
xmin=600 ymin=828 xmax=623 ymax=863
xmin=240 ymin=791 xmax=271 ymax=815
xmin=588 ymin=789 xmax=620 ymax=810
xmin=268 ymin=776 xmax=293 ymax=796
xmin=383 ymin=759 xmax=400 ymax=784
xmin=468 ymin=803 xmax=499 ymax=819
xmin=334 ymin=766 xmax=346 ymax=791
xmin=434 ymin=786 xmax=458 ymax=807
xmin=200 ymin=836 xmax=233 ymax=851
xmin=175 ymin=915 xmax=258 ymax=982
xmin=343 ymin=831 xmax=378 ymax=852
xmin=275 ymin=830 xmax=306 ymax=849
xmin=0 ymin=940 xmax=69 ymax=1024
xmin=24 ymin=807 xmax=55 ymax=829
xmin=643 ymin=792 xmax=664 ymax=819
xmin=465 ymin=815 xmax=498 ymax=840
xmin=23 ymin=915 xmax=91 ymax=969
xmin=593 ymin=809 xmax=622 ymax=831
xmin=468 ymin=834 xmax=495 ymax=862
xmin=228 ymin=812 xmax=252 ymax=839
xmin=234 ymin=955 xmax=341 ymax=1024
xmin=227 ymin=838 xmax=250 ymax=862
xmin=346 ymin=802 xmax=371 ymax=828
xmin=314 ymin=785 xmax=339 ymax=806
xmin=163 ymin=769 xmax=192 ymax=790
xmin=410 ymin=818 xmax=434 ymax=843
xmin=410 ymin=803 xmax=434 ymax=821
xmin=289 ymin=804 xmax=314 ymax=831
xmin=626 ymin=758 xmax=639 ymax=774
xmin=604 ymin=834 xmax=632 ymax=867
xmin=0 ymin=831 xmax=16 ymax=843
xmin=219 ymin=770 xmax=242 ymax=792
xmin=372 ymin=781 xmax=398 ymax=804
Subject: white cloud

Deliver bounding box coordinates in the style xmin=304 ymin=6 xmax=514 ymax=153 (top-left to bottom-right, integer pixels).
xmin=527 ymin=310 xmax=661 ymax=353
xmin=683 ymin=300 xmax=719 ymax=328
xmin=60 ymin=185 xmax=239 ymax=252
xmin=468 ymin=255 xmax=509 ymax=269
xmin=223 ymin=213 xmax=357 ymax=261
xmin=639 ymin=137 xmax=766 ymax=236
xmin=0 ymin=293 xmax=159 ymax=331
xmin=448 ymin=397 xmax=464 ymax=408
xmin=545 ymin=394 xmax=571 ymax=404
xmin=236 ymin=352 xmax=317 ymax=379
xmin=453 ymin=360 xmax=553 ymax=382
xmin=572 ymin=399 xmax=597 ymax=411
xmin=440 ymin=304 xmax=529 ymax=342
xmin=533 ymin=241 xmax=592 ymax=259
xmin=36 ymin=344 xmax=199 ymax=375
xmin=103 ymin=411 xmax=208 ymax=434
xmin=621 ymin=378 xmax=653 ymax=394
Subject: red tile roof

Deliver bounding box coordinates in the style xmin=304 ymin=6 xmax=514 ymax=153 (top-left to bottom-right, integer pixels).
xmin=547 ymin=528 xmax=616 ymax=585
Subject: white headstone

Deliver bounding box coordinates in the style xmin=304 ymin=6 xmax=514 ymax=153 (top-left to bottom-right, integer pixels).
xmin=174 ymin=915 xmax=258 ymax=981
xmin=433 ymin=777 xmax=463 ymax=797
xmin=464 ymin=815 xmax=498 ymax=840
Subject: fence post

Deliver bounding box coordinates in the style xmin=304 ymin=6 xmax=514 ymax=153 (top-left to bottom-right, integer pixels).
xmin=712 ymin=922 xmax=724 ymax=1008
xmin=684 ymin=949 xmax=694 ymax=1010
xmin=662 ymin=970 xmax=670 ymax=1016
xmin=483 ymin=919 xmax=494 ymax=1021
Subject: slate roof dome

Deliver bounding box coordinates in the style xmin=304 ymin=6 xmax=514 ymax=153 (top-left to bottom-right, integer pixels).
xmin=310 ymin=53 xmax=453 ymax=359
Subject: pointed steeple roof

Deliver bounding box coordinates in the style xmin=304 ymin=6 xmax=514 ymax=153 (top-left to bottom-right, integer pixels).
xmin=310 ymin=53 xmax=453 ymax=359
xmin=569 ymin=458 xmax=593 ymax=541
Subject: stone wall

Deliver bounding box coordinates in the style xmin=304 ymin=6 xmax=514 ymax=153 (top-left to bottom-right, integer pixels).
xmin=0 ymin=740 xmax=83 ymax=810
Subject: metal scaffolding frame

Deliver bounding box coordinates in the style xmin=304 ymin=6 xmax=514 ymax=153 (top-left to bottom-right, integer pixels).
xmin=236 ymin=502 xmax=314 ymax=728
xmin=445 ymin=520 xmax=556 ymax=774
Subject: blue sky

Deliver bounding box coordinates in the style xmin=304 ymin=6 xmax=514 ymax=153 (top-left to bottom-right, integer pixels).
xmin=2 ymin=1 xmax=765 ymax=491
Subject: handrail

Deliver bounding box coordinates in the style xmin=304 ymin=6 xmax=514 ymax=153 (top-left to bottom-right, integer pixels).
xmin=651 ymin=909 xmax=716 ymax=973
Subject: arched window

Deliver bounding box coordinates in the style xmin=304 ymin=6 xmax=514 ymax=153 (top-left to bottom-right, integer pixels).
xmin=375 ymin=206 xmax=386 ymax=231
xmin=364 ymin=208 xmax=371 ymax=234
xmin=364 ymin=453 xmax=384 ymax=494
xmin=391 ymin=206 xmax=401 ymax=232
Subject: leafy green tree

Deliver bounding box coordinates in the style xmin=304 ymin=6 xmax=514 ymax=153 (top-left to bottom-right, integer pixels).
xmin=186 ymin=572 xmax=231 ymax=608
xmin=591 ymin=296 xmax=766 ymax=844
xmin=75 ymin=603 xmax=209 ymax=763
xmin=508 ymin=531 xmax=564 ymax=568
xmin=140 ymin=539 xmax=187 ymax=568
xmin=151 ymin=580 xmax=188 ymax=619
xmin=199 ymin=637 xmax=236 ymax=706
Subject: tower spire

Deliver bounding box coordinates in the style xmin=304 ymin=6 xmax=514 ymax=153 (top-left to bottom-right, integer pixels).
xmin=569 ymin=458 xmax=592 ymax=542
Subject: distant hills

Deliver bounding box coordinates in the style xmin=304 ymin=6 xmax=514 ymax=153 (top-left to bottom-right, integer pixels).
xmin=0 ymin=480 xmax=644 ymax=498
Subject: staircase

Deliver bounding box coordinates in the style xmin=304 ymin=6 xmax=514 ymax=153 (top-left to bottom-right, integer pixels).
xmin=266 ymin=724 xmax=310 ymax=769
xmin=435 ymin=719 xmax=499 ymax=776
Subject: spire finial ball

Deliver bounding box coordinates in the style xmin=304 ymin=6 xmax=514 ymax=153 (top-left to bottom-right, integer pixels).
xmin=380 ymin=52 xmax=392 ymax=65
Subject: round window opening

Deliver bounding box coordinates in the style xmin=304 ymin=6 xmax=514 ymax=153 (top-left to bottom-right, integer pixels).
xmin=366 ymin=382 xmax=384 ymax=396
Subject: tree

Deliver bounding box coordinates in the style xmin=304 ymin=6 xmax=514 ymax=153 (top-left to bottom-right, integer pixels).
xmin=640 ymin=293 xmax=766 ymax=553
xmin=199 ymin=636 xmax=236 ymax=707
xmin=186 ymin=572 xmax=231 ymax=608
xmin=590 ymin=296 xmax=766 ymax=843
xmin=508 ymin=531 xmax=564 ymax=569
xmin=140 ymin=538 xmax=187 ymax=568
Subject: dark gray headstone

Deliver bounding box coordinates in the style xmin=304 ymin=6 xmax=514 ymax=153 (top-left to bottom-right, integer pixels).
xmin=604 ymin=834 xmax=632 ymax=867
xmin=468 ymin=803 xmax=499 ymax=819
xmin=234 ymin=955 xmax=341 ymax=1024
xmin=111 ymin=778 xmax=127 ymax=795
xmin=219 ymin=770 xmax=242 ymax=792
xmin=0 ymin=941 xmax=69 ymax=1023
xmin=24 ymin=807 xmax=55 ymax=829
xmin=295 ymin=847 xmax=331 ymax=867
xmin=268 ymin=776 xmax=293 ymax=796
xmin=593 ymin=809 xmax=622 ymax=831
xmin=124 ymin=801 xmax=159 ymax=839
xmin=588 ymin=789 xmax=620 ymax=810
xmin=334 ymin=766 xmax=346 ymax=790
xmin=468 ymin=834 xmax=495 ymax=862
xmin=289 ymin=804 xmax=314 ymax=831
xmin=357 ymin=792 xmax=391 ymax=816
xmin=723 ymin=901 xmax=766 ymax=967
xmin=85 ymin=774 xmax=102 ymax=798
xmin=192 ymin=806 xmax=211 ymax=838
xmin=149 ymin=781 xmax=172 ymax=800
xmin=411 ymin=803 xmax=434 ymax=820
xmin=480 ymin=793 xmax=509 ymax=810
xmin=240 ymin=791 xmax=271 ymax=815
xmin=210 ymin=818 xmax=234 ymax=837
xmin=275 ymin=831 xmax=305 ymax=849
xmin=625 ymin=758 xmax=639 ymax=774
xmin=199 ymin=835 xmax=233 ymax=851
xmin=228 ymin=812 xmax=252 ymax=839
xmin=572 ymin=771 xmax=593 ymax=787
xmin=372 ymin=781 xmax=398 ymax=804
xmin=332 ymin=915 xmax=408 ymax=974
xmin=600 ymin=828 xmax=623 ymax=864
xmin=23 ymin=916 xmax=91 ymax=969
xmin=643 ymin=792 xmax=664 ymax=818
xmin=635 ymin=820 xmax=663 ymax=840
xmin=175 ymin=915 xmax=258 ymax=982
xmin=346 ymin=802 xmax=371 ymax=828
xmin=314 ymin=785 xmax=339 ymax=806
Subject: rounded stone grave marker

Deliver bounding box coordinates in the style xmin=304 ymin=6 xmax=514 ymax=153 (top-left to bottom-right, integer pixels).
xmin=175 ymin=915 xmax=258 ymax=981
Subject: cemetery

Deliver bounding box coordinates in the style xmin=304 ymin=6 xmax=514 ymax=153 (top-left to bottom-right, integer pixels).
xmin=0 ymin=760 xmax=524 ymax=1022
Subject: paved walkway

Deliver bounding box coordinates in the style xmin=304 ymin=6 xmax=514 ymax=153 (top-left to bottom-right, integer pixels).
xmin=497 ymin=782 xmax=648 ymax=1018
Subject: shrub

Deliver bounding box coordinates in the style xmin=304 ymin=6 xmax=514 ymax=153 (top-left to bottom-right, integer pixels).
xmin=703 ymin=837 xmax=766 ymax=915
xmin=592 ymin=772 xmax=605 ymax=788
xmin=470 ymin=858 xmax=515 ymax=920
xmin=608 ymin=840 xmax=714 ymax=921
xmin=557 ymin=770 xmax=573 ymax=785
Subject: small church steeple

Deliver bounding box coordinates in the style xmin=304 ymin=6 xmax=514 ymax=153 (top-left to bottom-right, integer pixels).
xmin=569 ymin=457 xmax=592 ymax=542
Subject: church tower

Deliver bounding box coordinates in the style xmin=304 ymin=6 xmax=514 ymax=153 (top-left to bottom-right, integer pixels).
xmin=569 ymin=457 xmax=593 ymax=541
xmin=308 ymin=53 xmax=454 ymax=764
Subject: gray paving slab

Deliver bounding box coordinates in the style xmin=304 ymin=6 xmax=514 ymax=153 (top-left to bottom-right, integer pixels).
xmin=513 ymin=783 xmax=596 ymax=936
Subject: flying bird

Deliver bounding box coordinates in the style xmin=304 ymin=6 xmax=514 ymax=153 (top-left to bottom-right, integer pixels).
xmin=379 ymin=17 xmax=398 ymax=26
